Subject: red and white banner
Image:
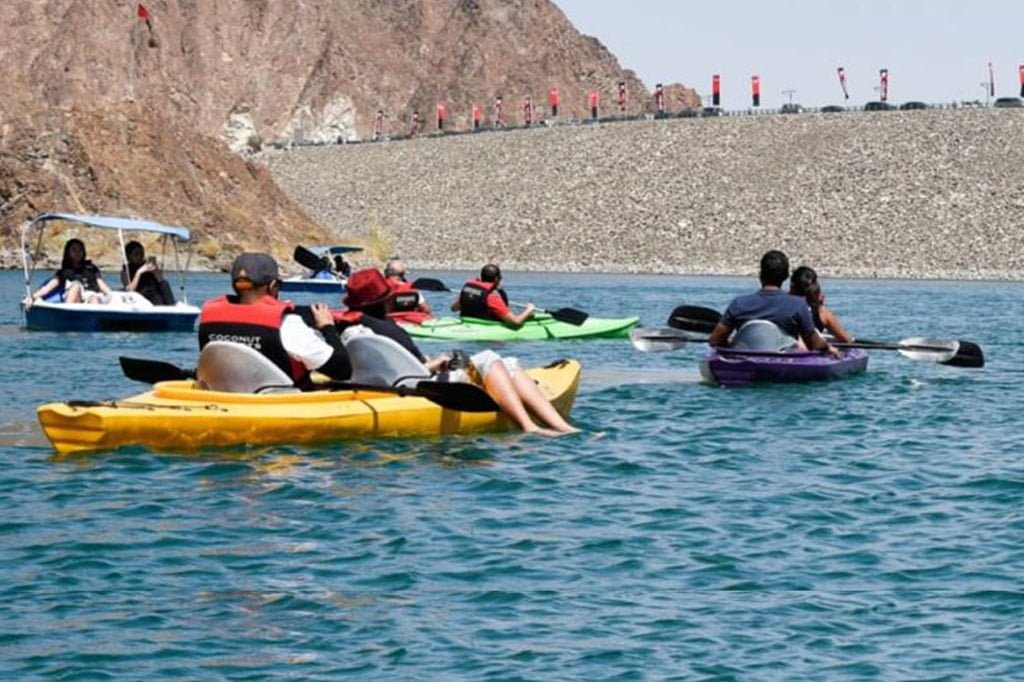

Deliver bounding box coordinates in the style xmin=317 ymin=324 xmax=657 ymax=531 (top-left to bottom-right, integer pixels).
xmin=837 ymin=67 xmax=849 ymax=100
xmin=751 ymin=75 xmax=761 ymax=107
xmin=712 ymin=74 xmax=721 ymax=107
xmin=879 ymin=68 xmax=889 ymax=102
xmin=1019 ymin=64 xmax=1024 ymax=97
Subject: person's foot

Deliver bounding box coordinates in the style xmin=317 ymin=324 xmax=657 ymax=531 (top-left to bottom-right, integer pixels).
xmin=524 ymin=426 xmax=564 ymax=438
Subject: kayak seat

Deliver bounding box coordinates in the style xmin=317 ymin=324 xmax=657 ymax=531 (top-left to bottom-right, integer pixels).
xmin=732 ymin=320 xmax=798 ymax=351
xmin=196 ymin=341 xmax=299 ymax=394
xmin=38 ymin=280 xmax=65 ymax=303
xmin=342 ymin=325 xmax=431 ymax=388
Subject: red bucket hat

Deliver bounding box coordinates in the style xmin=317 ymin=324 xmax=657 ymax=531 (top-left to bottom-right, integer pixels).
xmin=343 ymin=268 xmax=393 ymax=308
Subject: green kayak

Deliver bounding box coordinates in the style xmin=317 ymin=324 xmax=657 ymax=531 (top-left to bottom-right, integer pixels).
xmin=400 ymin=313 xmax=639 ymax=341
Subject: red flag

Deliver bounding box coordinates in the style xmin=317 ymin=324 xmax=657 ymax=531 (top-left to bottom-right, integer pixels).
xmin=1020 ymin=65 xmax=1024 ymax=97
xmin=711 ymin=74 xmax=721 ymax=106
xmin=751 ymin=75 xmax=761 ymax=107
xmin=879 ymin=68 xmax=889 ymax=102
xmin=837 ymin=67 xmax=849 ymax=100
xmin=136 ymin=3 xmax=154 ymax=38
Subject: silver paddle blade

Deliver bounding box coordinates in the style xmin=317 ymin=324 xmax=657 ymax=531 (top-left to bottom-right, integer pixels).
xmin=897 ymin=337 xmax=959 ymax=363
xmin=630 ymin=328 xmax=690 ymax=352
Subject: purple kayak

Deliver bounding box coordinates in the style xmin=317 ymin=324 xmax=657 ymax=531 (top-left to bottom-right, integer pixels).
xmin=699 ymin=347 xmax=869 ymax=387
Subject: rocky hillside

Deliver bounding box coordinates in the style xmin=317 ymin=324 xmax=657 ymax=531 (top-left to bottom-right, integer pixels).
xmin=269 ymin=108 xmax=1024 ymax=280
xmin=0 ymin=0 xmax=683 ymax=268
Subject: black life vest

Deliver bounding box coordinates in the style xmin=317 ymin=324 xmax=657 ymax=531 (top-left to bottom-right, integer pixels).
xmin=389 ymin=282 xmax=419 ymax=312
xmin=123 ymin=263 xmax=164 ymax=304
xmin=458 ymin=279 xmax=507 ymax=320
xmin=198 ymin=295 xmax=303 ymax=382
xmin=59 ymin=261 xmax=101 ymax=292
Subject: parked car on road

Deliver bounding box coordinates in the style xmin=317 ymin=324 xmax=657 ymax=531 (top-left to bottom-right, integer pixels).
xmin=865 ymin=101 xmax=897 ymax=111
xmin=994 ymin=96 xmax=1023 ymax=108
xmin=820 ymin=105 xmax=845 ymax=113
xmin=899 ymin=101 xmax=928 ymax=110
xmin=780 ymin=103 xmax=803 ymax=114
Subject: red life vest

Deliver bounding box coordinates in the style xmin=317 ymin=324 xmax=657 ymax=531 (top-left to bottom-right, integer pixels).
xmin=458 ymin=279 xmax=507 ymax=320
xmin=198 ymin=295 xmax=304 ymax=381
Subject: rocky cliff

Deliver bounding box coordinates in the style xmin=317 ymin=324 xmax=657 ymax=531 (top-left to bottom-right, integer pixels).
xmin=0 ymin=0 xmax=678 ymax=267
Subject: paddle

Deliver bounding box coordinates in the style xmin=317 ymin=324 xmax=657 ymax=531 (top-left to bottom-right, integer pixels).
xmin=834 ymin=338 xmax=985 ymax=368
xmin=661 ymin=304 xmax=985 ymax=367
xmin=118 ymin=357 xmax=501 ymax=411
xmin=510 ymin=301 xmax=589 ymax=326
xmin=293 ymin=245 xmax=336 ymax=277
xmin=667 ymin=305 xmax=722 ymax=334
xmin=410 ymin=277 xmax=452 ymax=292
xmin=629 ymin=327 xmax=695 ymax=352
xmin=120 ymin=356 xmax=194 ymax=382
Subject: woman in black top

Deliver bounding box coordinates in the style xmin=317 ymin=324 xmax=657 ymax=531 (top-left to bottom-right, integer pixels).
xmin=25 ymin=238 xmax=113 ymax=307
xmin=121 ymin=241 xmax=175 ymax=305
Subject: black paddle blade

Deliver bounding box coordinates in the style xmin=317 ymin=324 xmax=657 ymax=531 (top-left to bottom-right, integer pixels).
xmin=412 ymin=381 xmax=500 ymax=412
xmin=945 ymin=341 xmax=985 ymax=368
xmin=410 ymin=277 xmax=452 ymax=292
xmin=120 ymin=356 xmax=194 ymax=383
xmin=546 ymin=307 xmax=589 ymax=326
xmin=668 ymin=305 xmax=722 ymax=333
xmin=293 ymin=245 xmax=329 ymax=272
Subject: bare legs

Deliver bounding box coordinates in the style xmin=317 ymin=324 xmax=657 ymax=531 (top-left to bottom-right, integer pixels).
xmin=510 ymin=370 xmax=579 ymax=433
xmin=63 ymin=282 xmax=103 ymax=304
xmin=480 ymin=361 xmax=579 ymax=436
xmin=64 ymin=281 xmax=84 ymax=304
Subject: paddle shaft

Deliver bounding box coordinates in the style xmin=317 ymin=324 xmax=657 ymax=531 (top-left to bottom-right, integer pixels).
xmin=510 ymin=301 xmax=589 ymax=326
xmin=120 ymin=356 xmax=500 ymax=411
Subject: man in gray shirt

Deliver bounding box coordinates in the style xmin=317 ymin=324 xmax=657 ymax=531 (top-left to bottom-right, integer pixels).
xmin=708 ymin=250 xmax=840 ymax=357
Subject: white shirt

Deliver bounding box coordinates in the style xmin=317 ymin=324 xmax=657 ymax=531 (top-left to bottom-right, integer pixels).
xmin=280 ymin=314 xmax=334 ymax=370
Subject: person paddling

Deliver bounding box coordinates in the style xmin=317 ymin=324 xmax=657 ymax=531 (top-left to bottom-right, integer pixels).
xmin=707 ymin=250 xmax=841 ymax=357
xmin=198 ymin=253 xmax=352 ymax=388
xmin=451 ymin=263 xmax=535 ymax=328
xmin=789 ymin=265 xmax=853 ymax=343
xmin=384 ymin=259 xmax=431 ymax=314
xmin=343 ymin=268 xmax=578 ymax=436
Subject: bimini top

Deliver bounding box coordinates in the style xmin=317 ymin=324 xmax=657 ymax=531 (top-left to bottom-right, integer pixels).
xmin=30 ymin=213 xmax=191 ymax=241
xmin=310 ymin=245 xmax=364 ymax=256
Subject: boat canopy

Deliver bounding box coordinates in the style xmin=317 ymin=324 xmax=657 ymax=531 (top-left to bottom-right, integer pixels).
xmin=310 ymin=245 xmax=363 ymax=256
xmin=30 ymin=213 xmax=191 ymax=241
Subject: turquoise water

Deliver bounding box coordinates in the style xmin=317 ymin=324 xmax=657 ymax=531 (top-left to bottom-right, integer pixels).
xmin=2 ymin=269 xmax=1022 ymax=680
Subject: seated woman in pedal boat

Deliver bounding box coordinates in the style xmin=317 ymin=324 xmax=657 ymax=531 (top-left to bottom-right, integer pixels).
xmin=24 ymin=238 xmax=114 ymax=308
xmin=121 ymin=240 xmax=176 ymax=305
xmin=342 ymin=268 xmax=578 ymax=437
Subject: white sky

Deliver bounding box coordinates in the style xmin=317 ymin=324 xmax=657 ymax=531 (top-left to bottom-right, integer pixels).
xmin=554 ymin=0 xmax=1024 ymax=108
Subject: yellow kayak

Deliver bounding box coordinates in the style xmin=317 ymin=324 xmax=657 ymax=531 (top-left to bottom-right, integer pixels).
xmin=38 ymin=359 xmax=582 ymax=454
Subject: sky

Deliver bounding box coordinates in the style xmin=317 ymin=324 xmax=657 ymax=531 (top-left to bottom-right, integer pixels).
xmin=553 ymin=0 xmax=1024 ymax=109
